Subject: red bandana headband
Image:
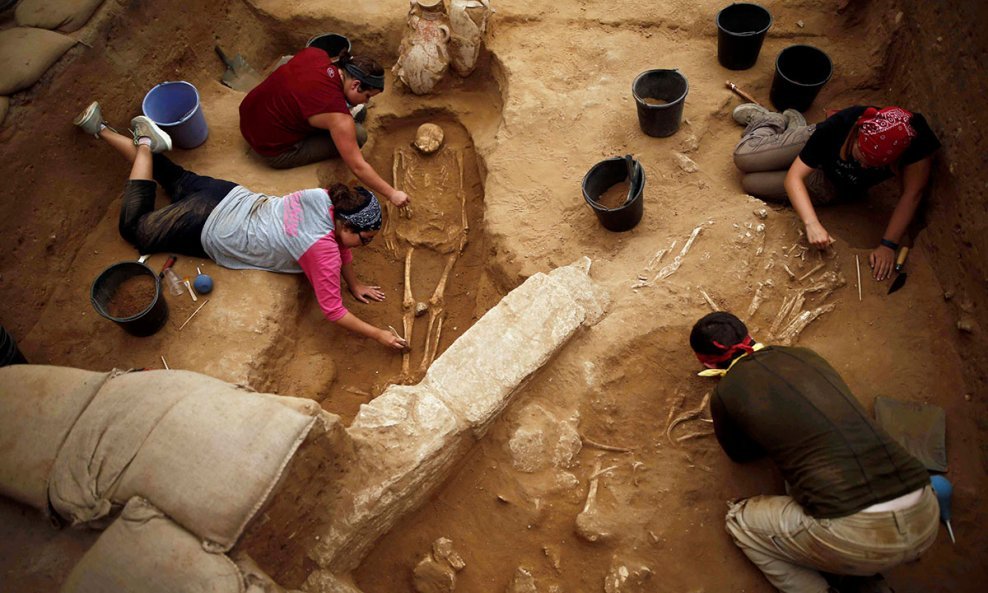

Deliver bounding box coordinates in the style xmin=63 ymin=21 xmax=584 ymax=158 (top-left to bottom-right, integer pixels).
xmin=695 ymin=335 xmax=756 ymax=368
xmin=855 ymin=106 xmax=916 ymax=166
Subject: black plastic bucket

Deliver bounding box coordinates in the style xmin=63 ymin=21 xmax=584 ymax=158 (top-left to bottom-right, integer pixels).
xmin=306 ymin=33 xmax=352 ymax=61
xmin=0 ymin=325 xmax=28 ymax=366
xmin=770 ymin=45 xmax=833 ymax=112
xmin=582 ymin=155 xmax=646 ymax=232
xmin=716 ymin=3 xmax=772 ymax=70
xmin=91 ymin=261 xmax=169 ymax=337
xmin=632 ymin=69 xmax=689 ymax=137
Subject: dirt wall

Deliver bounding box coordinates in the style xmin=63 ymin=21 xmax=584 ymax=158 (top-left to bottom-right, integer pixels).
xmin=882 ymin=0 xmax=988 ymax=435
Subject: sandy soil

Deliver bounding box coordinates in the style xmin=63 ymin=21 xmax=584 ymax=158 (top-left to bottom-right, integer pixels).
xmin=0 ymin=0 xmax=985 ymax=592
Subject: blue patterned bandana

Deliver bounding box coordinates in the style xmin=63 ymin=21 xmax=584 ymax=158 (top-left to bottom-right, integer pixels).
xmin=339 ymin=187 xmax=382 ymax=232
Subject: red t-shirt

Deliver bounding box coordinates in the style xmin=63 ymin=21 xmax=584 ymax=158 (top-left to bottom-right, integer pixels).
xmin=239 ymin=48 xmax=350 ymax=156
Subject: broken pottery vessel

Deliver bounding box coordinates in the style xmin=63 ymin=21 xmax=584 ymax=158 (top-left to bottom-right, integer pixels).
xmin=393 ymin=0 xmax=451 ymax=95
xmin=449 ymin=0 xmax=494 ymax=77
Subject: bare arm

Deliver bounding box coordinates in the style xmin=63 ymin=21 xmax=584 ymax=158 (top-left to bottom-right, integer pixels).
xmin=785 ymin=156 xmax=832 ymax=249
xmin=340 ymin=260 xmax=385 ymax=303
xmin=308 ymin=112 xmax=410 ymax=207
xmin=868 ymin=156 xmax=932 ymax=280
xmin=334 ymin=311 xmax=407 ymax=350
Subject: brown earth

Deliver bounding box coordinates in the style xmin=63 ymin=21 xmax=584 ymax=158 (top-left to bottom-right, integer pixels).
xmin=1 ymin=0 xmax=986 ymax=592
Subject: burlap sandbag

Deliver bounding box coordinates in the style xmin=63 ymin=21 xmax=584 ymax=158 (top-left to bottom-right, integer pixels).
xmin=61 ymin=497 xmax=245 ymax=593
xmin=16 ymin=0 xmax=105 ymax=33
xmin=49 ymin=369 xmax=320 ymax=551
xmin=0 ymin=365 xmax=109 ymax=510
xmin=0 ymin=27 xmax=77 ymax=95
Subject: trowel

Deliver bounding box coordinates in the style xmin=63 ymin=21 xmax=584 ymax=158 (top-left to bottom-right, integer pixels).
xmin=887 ymin=247 xmax=910 ymax=295
xmin=215 ymin=46 xmax=263 ymax=92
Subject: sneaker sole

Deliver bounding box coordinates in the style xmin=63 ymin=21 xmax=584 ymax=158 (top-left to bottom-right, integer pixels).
xmin=73 ymin=101 xmax=99 ymax=126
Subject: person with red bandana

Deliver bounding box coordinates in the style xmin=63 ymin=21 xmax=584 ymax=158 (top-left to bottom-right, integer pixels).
xmin=239 ymin=48 xmax=411 ymax=209
xmin=689 ymin=311 xmax=939 ymax=593
xmin=731 ymin=104 xmax=939 ymax=282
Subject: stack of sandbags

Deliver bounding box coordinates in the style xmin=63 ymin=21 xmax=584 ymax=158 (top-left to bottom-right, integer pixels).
xmin=15 ymin=0 xmax=106 ymax=33
xmin=48 ymin=369 xmax=322 ymax=551
xmin=0 ymin=365 xmax=110 ymax=512
xmin=0 ymin=364 xmax=336 ymax=591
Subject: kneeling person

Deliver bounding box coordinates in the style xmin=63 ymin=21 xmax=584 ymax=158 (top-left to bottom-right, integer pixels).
xmin=689 ymin=312 xmax=938 ymax=593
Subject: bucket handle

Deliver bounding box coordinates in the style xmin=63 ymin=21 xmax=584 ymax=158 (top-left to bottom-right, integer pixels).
xmin=624 ymin=155 xmax=643 ymax=206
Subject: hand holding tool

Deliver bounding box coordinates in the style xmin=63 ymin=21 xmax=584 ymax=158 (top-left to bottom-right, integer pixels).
xmin=887 ymin=247 xmax=910 ymax=295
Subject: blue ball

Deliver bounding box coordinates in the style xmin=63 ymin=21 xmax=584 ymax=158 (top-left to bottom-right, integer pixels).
xmin=193 ymin=274 xmax=214 ymax=294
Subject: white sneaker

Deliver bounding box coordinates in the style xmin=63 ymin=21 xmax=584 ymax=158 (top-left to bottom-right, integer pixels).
xmin=130 ymin=116 xmax=172 ymax=153
xmin=74 ymin=101 xmax=105 ymax=137
xmin=350 ymin=103 xmax=367 ymax=123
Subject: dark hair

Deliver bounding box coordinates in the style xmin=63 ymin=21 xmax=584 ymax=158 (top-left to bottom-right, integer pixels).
xmin=690 ymin=312 xmax=748 ymax=355
xmin=337 ymin=51 xmax=384 ymax=92
xmin=328 ymin=183 xmax=371 ymax=216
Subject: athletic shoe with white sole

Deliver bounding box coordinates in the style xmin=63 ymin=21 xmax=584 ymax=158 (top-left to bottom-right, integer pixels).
xmin=130 ymin=115 xmax=172 ymax=153
xmin=350 ymin=103 xmax=367 ymax=123
xmin=782 ymin=108 xmax=807 ymax=130
xmin=73 ymin=101 xmax=106 ymax=137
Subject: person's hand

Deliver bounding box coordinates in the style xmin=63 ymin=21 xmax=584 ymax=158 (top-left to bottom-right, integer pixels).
xmin=389 ymin=190 xmax=410 ymax=208
xmin=804 ymin=221 xmax=834 ymax=249
xmin=869 ymin=245 xmax=896 ymax=281
xmin=376 ymin=328 xmax=409 ymax=351
xmin=350 ymin=283 xmax=386 ymax=304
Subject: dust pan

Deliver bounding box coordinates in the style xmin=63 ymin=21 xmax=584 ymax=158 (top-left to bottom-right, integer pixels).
xmin=215 ymin=46 xmax=263 ymax=92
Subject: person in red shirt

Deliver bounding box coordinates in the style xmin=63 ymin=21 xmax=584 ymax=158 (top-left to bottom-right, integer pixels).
xmin=240 ymin=49 xmax=410 ymax=209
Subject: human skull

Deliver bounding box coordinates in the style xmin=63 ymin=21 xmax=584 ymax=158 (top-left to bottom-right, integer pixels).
xmin=413 ymin=123 xmax=445 ymax=154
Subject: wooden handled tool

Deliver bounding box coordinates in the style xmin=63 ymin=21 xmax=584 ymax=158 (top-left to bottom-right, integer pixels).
xmin=725 ymin=81 xmax=763 ymax=107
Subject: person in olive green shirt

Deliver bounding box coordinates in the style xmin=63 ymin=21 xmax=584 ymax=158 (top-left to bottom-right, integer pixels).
xmin=689 ymin=312 xmax=938 ymax=593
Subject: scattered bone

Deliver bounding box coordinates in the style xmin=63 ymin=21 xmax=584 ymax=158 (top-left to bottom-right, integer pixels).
xmin=542 ymin=545 xmax=562 ymax=572
xmin=343 ymin=386 xmax=372 ymax=397
xmin=746 ymin=282 xmax=769 ymax=318
xmin=776 ymin=303 xmax=837 ymax=344
xmin=413 ymin=537 xmax=463 ymax=593
xmin=770 ymin=294 xmax=797 ymax=336
xmin=575 ymin=458 xmax=612 ymax=542
xmin=414 ymin=123 xmax=446 ymax=154
xmin=507 ymin=567 xmax=539 ymax=593
xmin=855 ymin=255 xmax=862 ymax=301
xmin=676 ymin=429 xmax=714 ymax=442
xmin=581 ymin=434 xmax=633 ymax=453
xmin=764 ymin=259 xmax=775 ymax=271
xmin=655 ymin=226 xmax=703 ymax=281
xmin=646 ymin=243 xmax=675 ymax=271
xmin=782 ymin=264 xmax=797 ymax=280
xmin=589 ymin=464 xmax=620 ymax=481
xmin=604 ymin=558 xmax=654 ymax=593
xmin=433 ymin=537 xmax=466 ymax=571
xmin=675 ymin=152 xmax=698 ymax=173
xmin=798 ymin=263 xmax=825 ymax=282
xmin=699 ymin=289 xmax=720 ymax=312
xmin=666 ymin=392 xmax=711 ymax=447
xmin=956 ymin=317 xmax=977 ymax=333
xmin=631 ymin=461 xmax=645 ymax=486
xmin=415 ymin=301 xmax=429 ymax=317
xmin=753 ymin=208 xmax=768 ymax=220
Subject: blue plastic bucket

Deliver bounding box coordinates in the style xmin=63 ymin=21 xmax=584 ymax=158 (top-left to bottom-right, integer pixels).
xmin=142 ymin=81 xmax=209 ymax=149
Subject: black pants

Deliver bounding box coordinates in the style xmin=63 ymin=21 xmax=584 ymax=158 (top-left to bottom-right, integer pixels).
xmin=118 ymin=154 xmax=237 ymax=256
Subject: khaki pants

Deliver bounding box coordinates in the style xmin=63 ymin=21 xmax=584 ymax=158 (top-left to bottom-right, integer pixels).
xmin=258 ymin=122 xmax=368 ymax=170
xmin=725 ymin=487 xmax=939 ymax=593
xmin=732 ymin=116 xmax=837 ymax=205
